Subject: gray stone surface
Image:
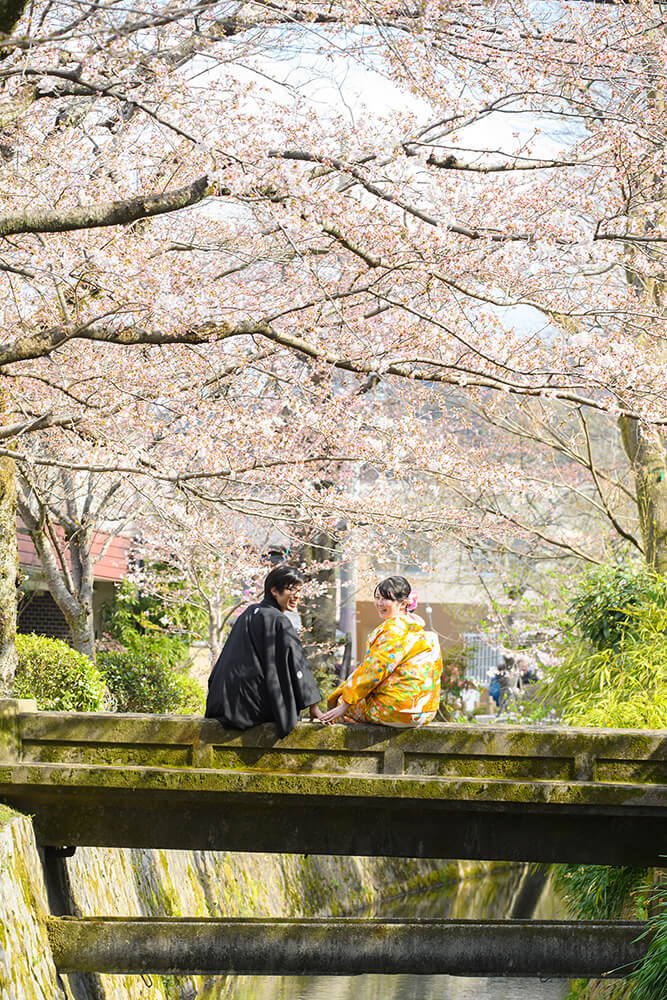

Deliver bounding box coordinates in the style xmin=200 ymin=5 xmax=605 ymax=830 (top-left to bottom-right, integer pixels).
xmin=47 ymin=916 xmax=650 ymax=978
xmin=0 ymin=810 xmax=68 ymax=1000
xmin=1 ymin=703 xmax=665 ymax=863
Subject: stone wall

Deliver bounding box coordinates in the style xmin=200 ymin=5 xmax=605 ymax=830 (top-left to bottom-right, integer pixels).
xmin=0 ymin=807 xmax=66 ymax=1000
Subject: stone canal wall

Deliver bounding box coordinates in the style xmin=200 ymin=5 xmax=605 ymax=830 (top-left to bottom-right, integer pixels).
xmin=0 ymin=807 xmax=65 ymax=1000
xmin=0 ymin=807 xmax=450 ymax=1000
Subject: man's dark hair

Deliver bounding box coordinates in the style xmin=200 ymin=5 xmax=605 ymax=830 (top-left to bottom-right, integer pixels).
xmin=264 ymin=564 xmax=305 ymax=599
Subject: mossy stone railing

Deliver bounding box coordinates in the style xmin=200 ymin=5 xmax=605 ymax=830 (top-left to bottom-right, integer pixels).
xmin=6 ymin=703 xmax=667 ymax=782
xmin=1 ymin=701 xmax=665 ymax=865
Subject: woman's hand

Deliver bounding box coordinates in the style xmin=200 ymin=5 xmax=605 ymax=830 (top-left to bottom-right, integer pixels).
xmin=309 ymin=704 xmax=326 ymax=722
xmin=319 ymin=700 xmax=350 ymax=724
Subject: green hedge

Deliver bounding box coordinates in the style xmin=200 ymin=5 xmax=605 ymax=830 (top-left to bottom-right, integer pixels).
xmin=14 ymin=634 xmax=108 ymax=711
xmin=98 ymin=649 xmax=205 ymax=714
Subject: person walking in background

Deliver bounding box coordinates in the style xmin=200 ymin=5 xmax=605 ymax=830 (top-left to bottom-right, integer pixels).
xmin=321 ymin=576 xmax=442 ymax=727
xmin=497 ymin=667 xmax=512 ymax=712
xmin=205 ymin=565 xmax=325 ymax=737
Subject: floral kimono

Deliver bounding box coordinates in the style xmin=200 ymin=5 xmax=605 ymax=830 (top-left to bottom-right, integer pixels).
xmin=327 ymin=614 xmax=442 ymax=727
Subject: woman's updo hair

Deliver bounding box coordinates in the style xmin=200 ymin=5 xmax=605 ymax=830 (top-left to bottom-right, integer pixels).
xmin=374 ymin=576 xmax=411 ymax=603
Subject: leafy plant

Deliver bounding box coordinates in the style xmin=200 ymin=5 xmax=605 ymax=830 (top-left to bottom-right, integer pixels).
xmin=98 ymin=649 xmax=204 ymax=714
xmin=544 ymin=564 xmax=667 ymax=730
xmin=103 ymin=579 xmax=195 ymax=668
xmin=99 ymin=581 xmax=206 ymax=714
xmin=171 ymin=673 xmax=206 ymax=715
xmin=567 ymin=564 xmax=667 ymax=652
xmin=547 ymin=606 xmax=667 ymax=730
xmin=546 ymin=565 xmax=667 ymax=1000
xmin=553 ymin=865 xmax=647 ymax=921
xmin=632 ymin=876 xmax=667 ymax=1000
xmin=14 ymin=634 xmax=108 ymax=711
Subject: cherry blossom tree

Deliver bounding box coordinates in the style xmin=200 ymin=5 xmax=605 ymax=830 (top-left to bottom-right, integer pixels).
xmin=0 ymin=0 xmax=665 ymax=692
xmin=16 ymin=460 xmax=133 ymax=658
xmin=133 ymin=501 xmax=278 ymax=665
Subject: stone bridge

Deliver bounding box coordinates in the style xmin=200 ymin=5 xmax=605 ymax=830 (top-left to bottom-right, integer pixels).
xmin=1 ymin=700 xmax=664 ymax=979
xmin=1 ymin=700 xmax=665 ymax=865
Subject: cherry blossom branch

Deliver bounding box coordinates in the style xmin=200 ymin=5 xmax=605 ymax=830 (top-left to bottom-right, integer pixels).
xmin=0 ymin=175 xmax=214 ymax=238
xmin=448 ymin=482 xmax=605 ymax=565
xmin=243 ymin=323 xmax=667 ymax=424
xmin=5 ymin=312 xmax=666 ymax=426
xmin=2 ymin=449 xmax=357 ymax=483
xmin=476 ymin=401 xmax=637 ymax=505
xmin=273 ymin=150 xmax=667 ymax=245
xmin=424 ymin=150 xmax=606 ymax=173
xmin=0 ymin=412 xmax=79 ymax=439
xmin=0 ymin=316 xmax=272 ymax=366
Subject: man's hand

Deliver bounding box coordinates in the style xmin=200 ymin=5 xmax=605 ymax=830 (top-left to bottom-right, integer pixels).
xmin=319 ymin=700 xmax=350 ymax=724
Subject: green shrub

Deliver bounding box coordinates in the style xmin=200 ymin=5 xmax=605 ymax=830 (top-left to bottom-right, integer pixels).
xmin=547 ymin=565 xmax=667 ymax=1000
xmin=171 ymin=673 xmax=206 ymax=715
xmin=568 ymin=564 xmax=667 ymax=652
xmin=545 ymin=563 xmax=667 ymax=730
xmin=99 ymin=580 xmax=206 ymax=714
xmin=547 ymin=606 xmax=667 ymax=730
xmin=553 ymin=864 xmax=647 ymax=921
xmin=104 ymin=580 xmax=205 ymax=663
xmin=98 ymin=649 xmax=204 ymax=714
xmin=14 ymin=634 xmax=108 ymax=711
xmin=632 ymin=876 xmax=667 ymax=1000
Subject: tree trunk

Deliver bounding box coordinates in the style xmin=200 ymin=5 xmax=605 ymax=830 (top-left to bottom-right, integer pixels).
xmin=618 ymin=416 xmax=667 ymax=572
xmin=68 ymin=525 xmax=96 ymax=661
xmin=0 ymin=0 xmax=30 ymax=34
xmin=67 ymin=606 xmax=96 ymax=660
xmin=208 ymin=596 xmax=225 ymax=667
xmin=300 ymin=531 xmax=338 ymax=672
xmin=0 ymin=455 xmax=17 ymax=694
xmin=20 ymin=516 xmax=97 ymax=661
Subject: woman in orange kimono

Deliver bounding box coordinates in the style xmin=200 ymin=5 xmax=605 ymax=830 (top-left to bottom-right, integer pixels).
xmin=321 ymin=576 xmax=442 ymax=728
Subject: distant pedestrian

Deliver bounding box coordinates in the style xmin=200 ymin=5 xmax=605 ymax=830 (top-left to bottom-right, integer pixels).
xmin=497 ymin=668 xmax=515 ymax=712
xmin=489 ymin=672 xmax=502 ymax=708
xmin=518 ymin=657 xmax=538 ymax=687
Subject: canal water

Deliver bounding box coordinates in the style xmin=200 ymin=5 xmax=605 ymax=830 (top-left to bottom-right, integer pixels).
xmin=194 ymin=864 xmax=570 ymax=1000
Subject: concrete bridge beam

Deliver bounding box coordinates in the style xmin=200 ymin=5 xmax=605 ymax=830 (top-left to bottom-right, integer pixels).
xmin=47 ymin=916 xmax=650 ymax=979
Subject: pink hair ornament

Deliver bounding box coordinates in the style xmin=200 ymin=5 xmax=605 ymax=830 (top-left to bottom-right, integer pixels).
xmin=406 ymin=592 xmax=419 ymax=612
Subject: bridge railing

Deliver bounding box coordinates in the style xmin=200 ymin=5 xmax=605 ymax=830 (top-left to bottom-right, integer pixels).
xmin=5 ymin=700 xmax=667 ymax=785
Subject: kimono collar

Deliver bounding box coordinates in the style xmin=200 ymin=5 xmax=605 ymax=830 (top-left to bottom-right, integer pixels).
xmin=261 ymin=595 xmax=282 ymax=612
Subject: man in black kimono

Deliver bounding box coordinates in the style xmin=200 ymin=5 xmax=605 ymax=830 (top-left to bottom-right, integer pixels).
xmin=205 ymin=565 xmax=324 ymax=737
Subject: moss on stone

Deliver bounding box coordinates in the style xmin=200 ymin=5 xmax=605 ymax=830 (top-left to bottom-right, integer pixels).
xmin=0 ymin=802 xmax=19 ymax=827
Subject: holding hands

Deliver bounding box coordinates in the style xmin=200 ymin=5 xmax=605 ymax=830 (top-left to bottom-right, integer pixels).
xmin=319 ymin=700 xmax=350 ymax=724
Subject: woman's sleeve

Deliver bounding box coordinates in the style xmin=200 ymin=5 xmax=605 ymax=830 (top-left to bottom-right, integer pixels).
xmin=332 ymin=619 xmax=406 ymax=707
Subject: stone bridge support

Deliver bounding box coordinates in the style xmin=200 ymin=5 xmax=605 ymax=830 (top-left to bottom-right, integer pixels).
xmin=47 ymin=916 xmax=650 ymax=979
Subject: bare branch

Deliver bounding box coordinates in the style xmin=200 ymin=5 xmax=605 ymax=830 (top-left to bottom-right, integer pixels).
xmin=577 ymin=406 xmax=643 ymax=552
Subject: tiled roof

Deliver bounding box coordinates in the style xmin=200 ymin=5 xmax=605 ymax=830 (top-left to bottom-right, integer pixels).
xmin=17 ymin=520 xmax=131 ymax=582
